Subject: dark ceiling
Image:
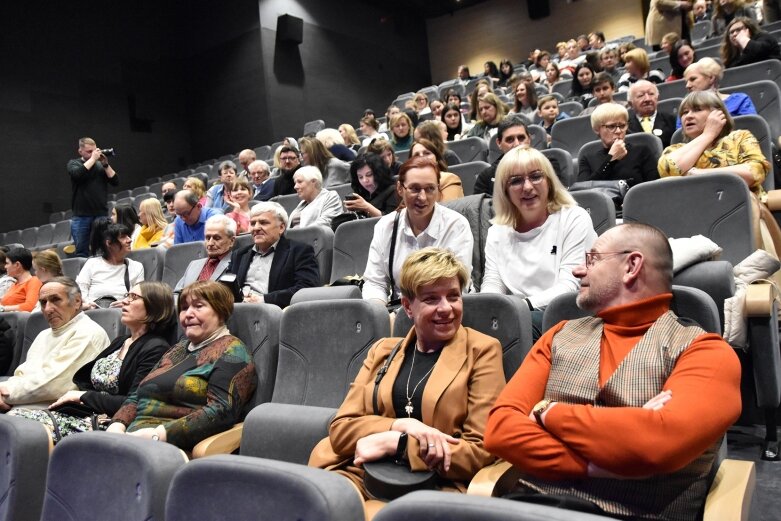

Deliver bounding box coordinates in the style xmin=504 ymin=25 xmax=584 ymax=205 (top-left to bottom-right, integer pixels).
xmin=360 ymin=0 xmax=492 ymax=19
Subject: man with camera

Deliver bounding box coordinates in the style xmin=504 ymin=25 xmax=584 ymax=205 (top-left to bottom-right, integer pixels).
xmin=66 ymin=137 xmax=118 ymax=257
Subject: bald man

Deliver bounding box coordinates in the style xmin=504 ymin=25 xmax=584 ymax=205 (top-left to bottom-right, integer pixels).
xmin=238 ymin=148 xmax=256 ymax=179
xmin=485 ymin=223 xmax=741 ymax=521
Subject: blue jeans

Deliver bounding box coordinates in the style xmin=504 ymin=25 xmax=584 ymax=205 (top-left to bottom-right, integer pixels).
xmin=70 ymin=215 xmax=97 ymax=257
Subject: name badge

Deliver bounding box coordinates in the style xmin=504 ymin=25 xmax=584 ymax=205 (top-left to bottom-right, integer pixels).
xmin=653 ymin=128 xmax=663 ymax=137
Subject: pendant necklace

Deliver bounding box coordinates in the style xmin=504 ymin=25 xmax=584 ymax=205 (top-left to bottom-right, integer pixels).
xmin=405 ymin=343 xmax=435 ymax=417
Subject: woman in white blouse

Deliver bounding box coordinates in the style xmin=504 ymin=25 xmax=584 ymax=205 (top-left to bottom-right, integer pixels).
xmin=288 ymin=166 xmax=343 ymax=229
xmin=481 ymin=147 xmax=597 ymax=338
xmin=76 ymin=222 xmax=145 ymax=309
xmin=362 ymin=156 xmax=473 ymax=304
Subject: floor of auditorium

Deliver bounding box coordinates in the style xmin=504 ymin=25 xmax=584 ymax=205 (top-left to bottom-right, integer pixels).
xmin=728 ymin=425 xmax=781 ymax=520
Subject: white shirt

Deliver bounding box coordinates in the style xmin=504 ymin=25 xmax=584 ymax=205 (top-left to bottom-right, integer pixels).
xmin=362 ymin=205 xmax=474 ymax=303
xmin=76 ymin=256 xmax=145 ymax=304
xmin=480 ymin=206 xmax=597 ymax=309
xmin=244 ymin=241 xmax=278 ymax=296
xmin=4 ymin=313 xmax=109 ymax=406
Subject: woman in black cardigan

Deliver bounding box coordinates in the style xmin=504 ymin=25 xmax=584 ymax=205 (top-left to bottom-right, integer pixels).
xmin=343 ymin=153 xmax=399 ymax=218
xmin=8 ymin=281 xmax=174 ymax=442
xmin=722 ymin=17 xmax=781 ymax=68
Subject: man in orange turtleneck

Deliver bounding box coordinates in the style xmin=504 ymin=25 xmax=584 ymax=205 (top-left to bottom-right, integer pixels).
xmin=484 ymin=223 xmax=741 ymax=521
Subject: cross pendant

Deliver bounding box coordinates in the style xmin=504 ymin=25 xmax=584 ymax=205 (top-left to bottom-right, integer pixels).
xmin=405 ymin=402 xmax=414 ymax=416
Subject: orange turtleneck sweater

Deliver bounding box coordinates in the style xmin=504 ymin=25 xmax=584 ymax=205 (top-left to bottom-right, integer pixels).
xmin=484 ymin=294 xmax=741 ymax=480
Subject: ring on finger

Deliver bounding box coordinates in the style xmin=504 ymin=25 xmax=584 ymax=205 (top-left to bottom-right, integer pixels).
xmin=427 ymin=443 xmax=435 ymax=447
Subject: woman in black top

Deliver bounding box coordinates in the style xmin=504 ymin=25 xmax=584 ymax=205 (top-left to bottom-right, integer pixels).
xmin=344 ymin=153 xmax=398 ymax=218
xmin=721 ymin=17 xmax=781 ymax=68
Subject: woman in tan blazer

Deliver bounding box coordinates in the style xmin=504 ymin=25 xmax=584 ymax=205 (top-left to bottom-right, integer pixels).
xmin=309 ymin=248 xmax=505 ymax=507
xmin=646 ymin=0 xmax=693 ymax=49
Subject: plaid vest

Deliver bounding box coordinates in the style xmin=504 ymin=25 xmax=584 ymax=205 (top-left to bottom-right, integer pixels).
xmin=519 ymin=311 xmax=719 ymax=521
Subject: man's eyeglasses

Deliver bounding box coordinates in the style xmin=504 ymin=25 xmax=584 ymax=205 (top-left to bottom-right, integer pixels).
xmin=402 ymin=184 xmax=438 ymax=196
xmin=280 ymin=155 xmax=299 ymax=163
xmin=584 ymin=251 xmax=632 ymax=269
xmin=601 ymin=123 xmax=628 ymax=132
xmin=507 ymin=171 xmax=545 ymax=188
xmin=176 ymin=205 xmax=196 ymax=218
xmin=122 ymin=292 xmax=142 ymax=303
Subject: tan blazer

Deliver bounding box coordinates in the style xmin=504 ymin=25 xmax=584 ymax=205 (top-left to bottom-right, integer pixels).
xmin=646 ymin=0 xmax=692 ymax=46
xmin=309 ymin=326 xmax=505 ymax=491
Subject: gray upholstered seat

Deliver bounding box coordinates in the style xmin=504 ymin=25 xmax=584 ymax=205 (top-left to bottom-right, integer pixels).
xmin=558 ymin=100 xmax=584 ymax=118
xmin=40 ymin=432 xmax=186 ymax=521
xmin=330 ymin=216 xmax=379 ymax=284
xmin=60 ymin=257 xmax=87 ymax=280
xmin=290 ymin=285 xmax=362 ymax=305
xmin=569 ymin=189 xmax=616 ymax=235
xmin=271 ymin=192 xmax=300 ymax=216
xmin=448 ymin=136 xmax=489 ymax=163
xmin=285 ymin=225 xmax=334 ymax=286
xmin=303 ymin=119 xmax=325 ymax=136
xmin=373 ymin=490 xmax=615 ymax=521
xmin=84 ymin=308 xmax=127 ymax=341
xmin=542 ymin=147 xmax=575 ymax=187
xmin=165 ymin=455 xmax=364 ymax=521
xmin=127 ymin=246 xmax=165 ymax=282
xmin=0 ymin=415 xmax=50 ymax=521
xmin=550 ymin=115 xmax=594 ymax=158
xmin=722 ymin=59 xmax=781 ymax=91
xmin=450 ymin=161 xmax=491 ymax=196
xmin=161 ymin=241 xmax=206 ymax=289
xmin=0 ymin=311 xmax=30 ymax=375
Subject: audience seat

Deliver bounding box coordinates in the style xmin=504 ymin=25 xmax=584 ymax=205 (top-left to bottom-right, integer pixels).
xmin=286 ymin=225 xmax=334 ymax=286
xmin=723 ymin=80 xmax=781 ymax=139
xmin=558 ymin=101 xmax=584 ymax=118
xmin=61 ymin=257 xmax=87 ymax=280
xmin=20 ymin=227 xmax=37 ymax=249
xmin=48 ymin=211 xmax=66 ymax=224
xmin=450 ymin=161 xmax=490 ymax=196
xmin=271 ymin=193 xmax=300 ymax=216
xmin=527 ymin=124 xmax=548 ymax=151
xmin=551 ymin=80 xmax=570 ymax=97
xmin=0 ymin=415 xmax=50 ymax=521
xmin=132 ymin=192 xmax=157 ymax=210
xmin=541 ymin=148 xmax=575 ymax=187
xmin=165 ymin=455 xmax=364 ymax=521
xmin=290 ymin=285 xmax=362 ymax=305
xmin=691 ymin=20 xmax=711 ymax=43
xmin=0 ymin=311 xmax=30 ymax=375
xmin=396 ymin=149 xmax=410 ymax=162
xmin=254 ymin=145 xmax=271 ymax=160
xmin=448 ymin=136 xmax=489 ymax=164
xmin=442 ymin=194 xmax=494 ymax=289
xmin=130 ymin=186 xmax=149 ymax=197
xmin=33 ymin=224 xmax=54 ymax=250
xmin=84 ymin=308 xmax=126 ymax=342
xmin=46 ymin=219 xmax=72 ymax=248
xmin=624 ymin=131 xmax=664 ymax=159
xmin=128 ymin=247 xmax=165 ymax=282
xmin=114 ymin=196 xmax=135 ymax=208
xmin=569 ymin=189 xmax=616 ymax=235
xmin=162 ymin=241 xmax=206 ymax=289
xmin=550 ymin=115 xmax=594 ymax=158
xmin=722 ymin=59 xmax=781 ymax=91
xmin=330 ymin=216 xmax=379 ymax=284
xmin=40 ymin=432 xmax=186 ymax=521
xmin=114 ymin=189 xmax=133 ymax=200
xmin=148 ymin=181 xmax=165 ymax=196
xmin=655 ymin=80 xmax=686 ymax=100
xmin=303 ymin=119 xmax=326 ymax=137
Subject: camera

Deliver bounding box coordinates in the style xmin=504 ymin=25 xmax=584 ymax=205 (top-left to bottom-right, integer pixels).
xmin=101 ymin=148 xmax=116 ymax=157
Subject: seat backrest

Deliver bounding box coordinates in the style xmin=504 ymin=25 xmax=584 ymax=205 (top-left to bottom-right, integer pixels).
xmin=290 ymin=285 xmax=362 ymax=305
xmin=20 ymin=312 xmax=48 ymax=367
xmin=570 ymin=189 xmax=617 ymax=235
xmin=50 ymin=220 xmax=72 ymax=245
xmin=697 ymin=43 xmax=722 ymax=60
xmin=165 ymin=455 xmax=364 ymax=521
xmin=272 ymin=300 xmax=390 ymax=407
xmin=0 ymin=415 xmax=50 ymax=521
xmin=162 ymin=241 xmax=206 ymax=289
xmin=447 ymin=136 xmax=489 ymax=164
xmin=552 ymin=80 xmax=570 ymax=97
xmin=691 ymin=20 xmax=710 ymax=42
xmin=487 ymin=133 xmax=502 ymax=163
xmin=525 ymin=124 xmax=547 ymax=151
xmin=438 ymin=81 xmax=464 ymax=101
xmin=60 ymin=257 xmax=87 ymax=280
xmin=3 ymin=230 xmax=21 ymax=246
xmin=127 ymin=247 xmax=165 ymax=282
xmin=285 ymin=225 xmax=334 ymax=286
xmin=115 ymin=196 xmax=135 ymax=208
xmin=442 ymin=194 xmax=495 ymax=290
xmin=723 ymin=80 xmax=781 ymax=139
xmin=20 ymin=227 xmax=37 ymax=249
xmin=330 ymin=216 xmax=379 ymax=283
xmin=132 ymin=192 xmax=157 ymax=210
xmin=254 ymin=145 xmax=272 ymax=160
xmin=148 ymin=181 xmax=165 ymax=196
xmin=130 ymin=186 xmax=149 ymax=197
xmin=374 ymin=490 xmax=613 ymax=521
xmin=542 ymin=147 xmax=575 ymax=187
xmin=226 ymin=303 xmax=282 ymax=408
xmin=550 ymin=115 xmax=594 ymax=157
xmin=303 ymin=119 xmax=325 ymax=137
xmin=396 ymin=149 xmax=410 ymax=162
xmin=543 ymin=285 xmax=721 ymax=335
xmin=48 ymin=211 xmax=65 ymax=225
xmin=622 ymin=174 xmax=754 ymax=265
xmin=450 ymin=160 xmax=491 ymax=196
xmin=84 ymin=308 xmax=126 ymax=340
xmin=40 ymin=432 xmax=185 ymax=521
xmin=270 ymin=193 xmax=300 ymax=216
xmin=656 ymin=79 xmax=687 ymax=100
xmin=0 ymin=312 xmax=30 ymax=375
xmin=393 ymin=293 xmax=533 ymax=380
xmin=330 ymin=182 xmax=353 ymax=200
xmin=114 ymin=189 xmax=133 ymax=200
xmin=33 ymin=224 xmax=54 ymax=249
xmin=649 ymin=53 xmax=671 ymax=76
xmin=722 ymin=59 xmax=781 ymax=91
xmin=624 ymin=131 xmax=664 ymax=160
xmin=559 ymin=100 xmax=584 ymax=118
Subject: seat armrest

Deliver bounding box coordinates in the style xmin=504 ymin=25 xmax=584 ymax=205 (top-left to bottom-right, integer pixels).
xmin=191 ymin=422 xmax=244 ymax=459
xmin=703 ymin=459 xmax=756 ymax=521
xmin=466 ymin=460 xmax=520 ymax=497
xmin=746 ymin=282 xmax=778 ymax=317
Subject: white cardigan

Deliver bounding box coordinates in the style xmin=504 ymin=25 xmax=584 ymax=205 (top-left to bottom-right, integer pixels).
xmin=289 ymin=189 xmax=344 ymax=229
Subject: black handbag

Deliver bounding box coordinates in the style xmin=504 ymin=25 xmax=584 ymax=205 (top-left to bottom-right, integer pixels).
xmin=569 ymin=179 xmax=629 ymax=206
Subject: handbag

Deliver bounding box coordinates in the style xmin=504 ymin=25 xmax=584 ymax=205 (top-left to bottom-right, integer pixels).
xmin=569 ymin=179 xmax=629 ymax=206
xmin=363 ymin=340 xmax=438 ymax=501
xmin=386 ymin=211 xmax=402 ymax=312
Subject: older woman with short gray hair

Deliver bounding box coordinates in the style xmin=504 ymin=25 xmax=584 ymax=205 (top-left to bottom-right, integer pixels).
xmin=288 ymin=166 xmax=344 ymax=229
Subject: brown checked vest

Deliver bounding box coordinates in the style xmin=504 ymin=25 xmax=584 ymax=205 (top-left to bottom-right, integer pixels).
xmin=518 ymin=311 xmax=720 ymax=521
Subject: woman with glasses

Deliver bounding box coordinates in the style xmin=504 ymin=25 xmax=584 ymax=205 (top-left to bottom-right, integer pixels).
xmin=409 ymin=139 xmax=464 ymax=202
xmin=481 ymin=147 xmax=597 ymax=339
xmin=362 ymin=156 xmax=473 ymax=305
xmin=578 ymin=103 xmax=659 ymax=191
xmin=711 ymin=1 xmax=756 ymax=38
xmin=8 ymin=281 xmax=173 ymax=442
xmin=721 ymin=17 xmax=781 ymax=68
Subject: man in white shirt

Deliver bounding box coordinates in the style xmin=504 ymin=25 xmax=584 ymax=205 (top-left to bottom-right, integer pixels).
xmin=0 ymin=277 xmax=109 ymax=410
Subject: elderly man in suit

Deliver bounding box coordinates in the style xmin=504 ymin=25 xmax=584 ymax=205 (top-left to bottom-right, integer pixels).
xmin=627 ymin=80 xmax=676 ymax=148
xmin=229 ymin=201 xmax=320 ymax=308
xmin=249 ymin=159 xmax=275 ymax=202
xmin=174 ymin=214 xmax=236 ymax=294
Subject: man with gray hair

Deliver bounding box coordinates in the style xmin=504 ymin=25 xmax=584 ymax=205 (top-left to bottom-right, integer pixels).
xmin=0 ymin=277 xmax=109 ymax=410
xmin=238 ymin=149 xmax=257 ymax=179
xmin=485 ymin=223 xmax=741 ymax=520
xmin=173 ymin=190 xmax=222 ymax=244
xmin=174 ymin=214 xmax=236 ymax=293
xmin=229 ymin=202 xmax=320 ymax=308
xmin=249 ymin=159 xmax=274 ymax=201
xmin=626 ymin=80 xmax=676 ymax=147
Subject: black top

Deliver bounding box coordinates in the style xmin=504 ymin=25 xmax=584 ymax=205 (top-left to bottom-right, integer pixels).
xmin=273 ymin=167 xmax=298 ymax=197
xmin=577 ymin=141 xmax=659 ymax=188
xmin=729 ymin=33 xmax=781 ymax=68
xmin=73 ymin=332 xmax=169 ymax=415
xmin=356 ymin=184 xmax=399 ymax=217
xmin=391 ymin=342 xmax=442 ymax=422
xmin=67 ymin=159 xmax=119 ymax=216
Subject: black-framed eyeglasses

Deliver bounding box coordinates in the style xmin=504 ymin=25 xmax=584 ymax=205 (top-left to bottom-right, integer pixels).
xmin=280 ymin=155 xmax=299 ymax=163
xmin=601 ymin=122 xmax=628 ymax=132
xmin=176 ymin=205 xmax=195 ymax=218
xmin=123 ymin=292 xmax=142 ymax=303
xmin=584 ymin=250 xmax=633 ymax=269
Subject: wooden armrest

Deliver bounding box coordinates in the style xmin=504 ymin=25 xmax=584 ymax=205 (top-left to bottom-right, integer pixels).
xmin=703 ymin=459 xmax=755 ymax=521
xmin=766 ymin=189 xmax=781 ymax=212
xmin=745 ymin=282 xmax=777 ymax=317
xmin=191 ymin=422 xmax=244 ymax=459
xmin=467 ymin=460 xmax=520 ymax=497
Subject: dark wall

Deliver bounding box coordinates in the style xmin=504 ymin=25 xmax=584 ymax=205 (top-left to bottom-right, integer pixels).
xmin=0 ymin=0 xmax=429 ymax=233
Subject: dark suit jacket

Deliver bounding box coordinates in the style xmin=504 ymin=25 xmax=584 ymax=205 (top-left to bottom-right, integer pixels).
xmin=230 ymin=235 xmax=320 ymax=308
xmin=72 ymin=332 xmax=169 ymax=415
xmin=627 ymin=109 xmax=676 ymax=148
xmin=254 ymin=179 xmax=275 ymax=201
xmin=577 ymin=141 xmax=659 ymax=187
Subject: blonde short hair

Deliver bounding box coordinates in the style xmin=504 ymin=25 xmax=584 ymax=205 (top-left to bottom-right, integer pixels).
xmin=590 ymin=103 xmax=629 ymax=131
xmin=315 ymin=128 xmax=344 ymax=148
xmin=686 ymin=57 xmax=723 ymax=86
xmin=492 ymin=147 xmax=575 ymax=228
xmin=399 ymin=247 xmax=469 ymax=300
xmin=623 ymin=48 xmax=650 ymax=75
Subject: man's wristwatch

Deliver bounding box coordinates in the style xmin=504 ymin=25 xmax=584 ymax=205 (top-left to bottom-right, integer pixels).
xmin=532 ymin=399 xmax=554 ymax=427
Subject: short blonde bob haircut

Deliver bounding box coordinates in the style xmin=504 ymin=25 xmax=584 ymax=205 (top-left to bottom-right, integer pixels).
xmin=590 ymin=102 xmax=629 ymax=132
xmin=492 ymin=147 xmax=575 ymax=228
xmin=684 ymin=57 xmax=723 ymax=87
xmin=623 ymin=48 xmax=650 ymax=75
xmin=399 ymin=247 xmax=469 ymax=300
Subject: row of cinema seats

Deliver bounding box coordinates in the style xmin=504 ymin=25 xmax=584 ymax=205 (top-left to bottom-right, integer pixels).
xmin=0 ymin=282 xmax=756 ymax=520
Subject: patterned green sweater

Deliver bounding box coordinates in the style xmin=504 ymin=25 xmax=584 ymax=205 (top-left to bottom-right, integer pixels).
xmin=112 ymin=335 xmax=256 ymax=451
